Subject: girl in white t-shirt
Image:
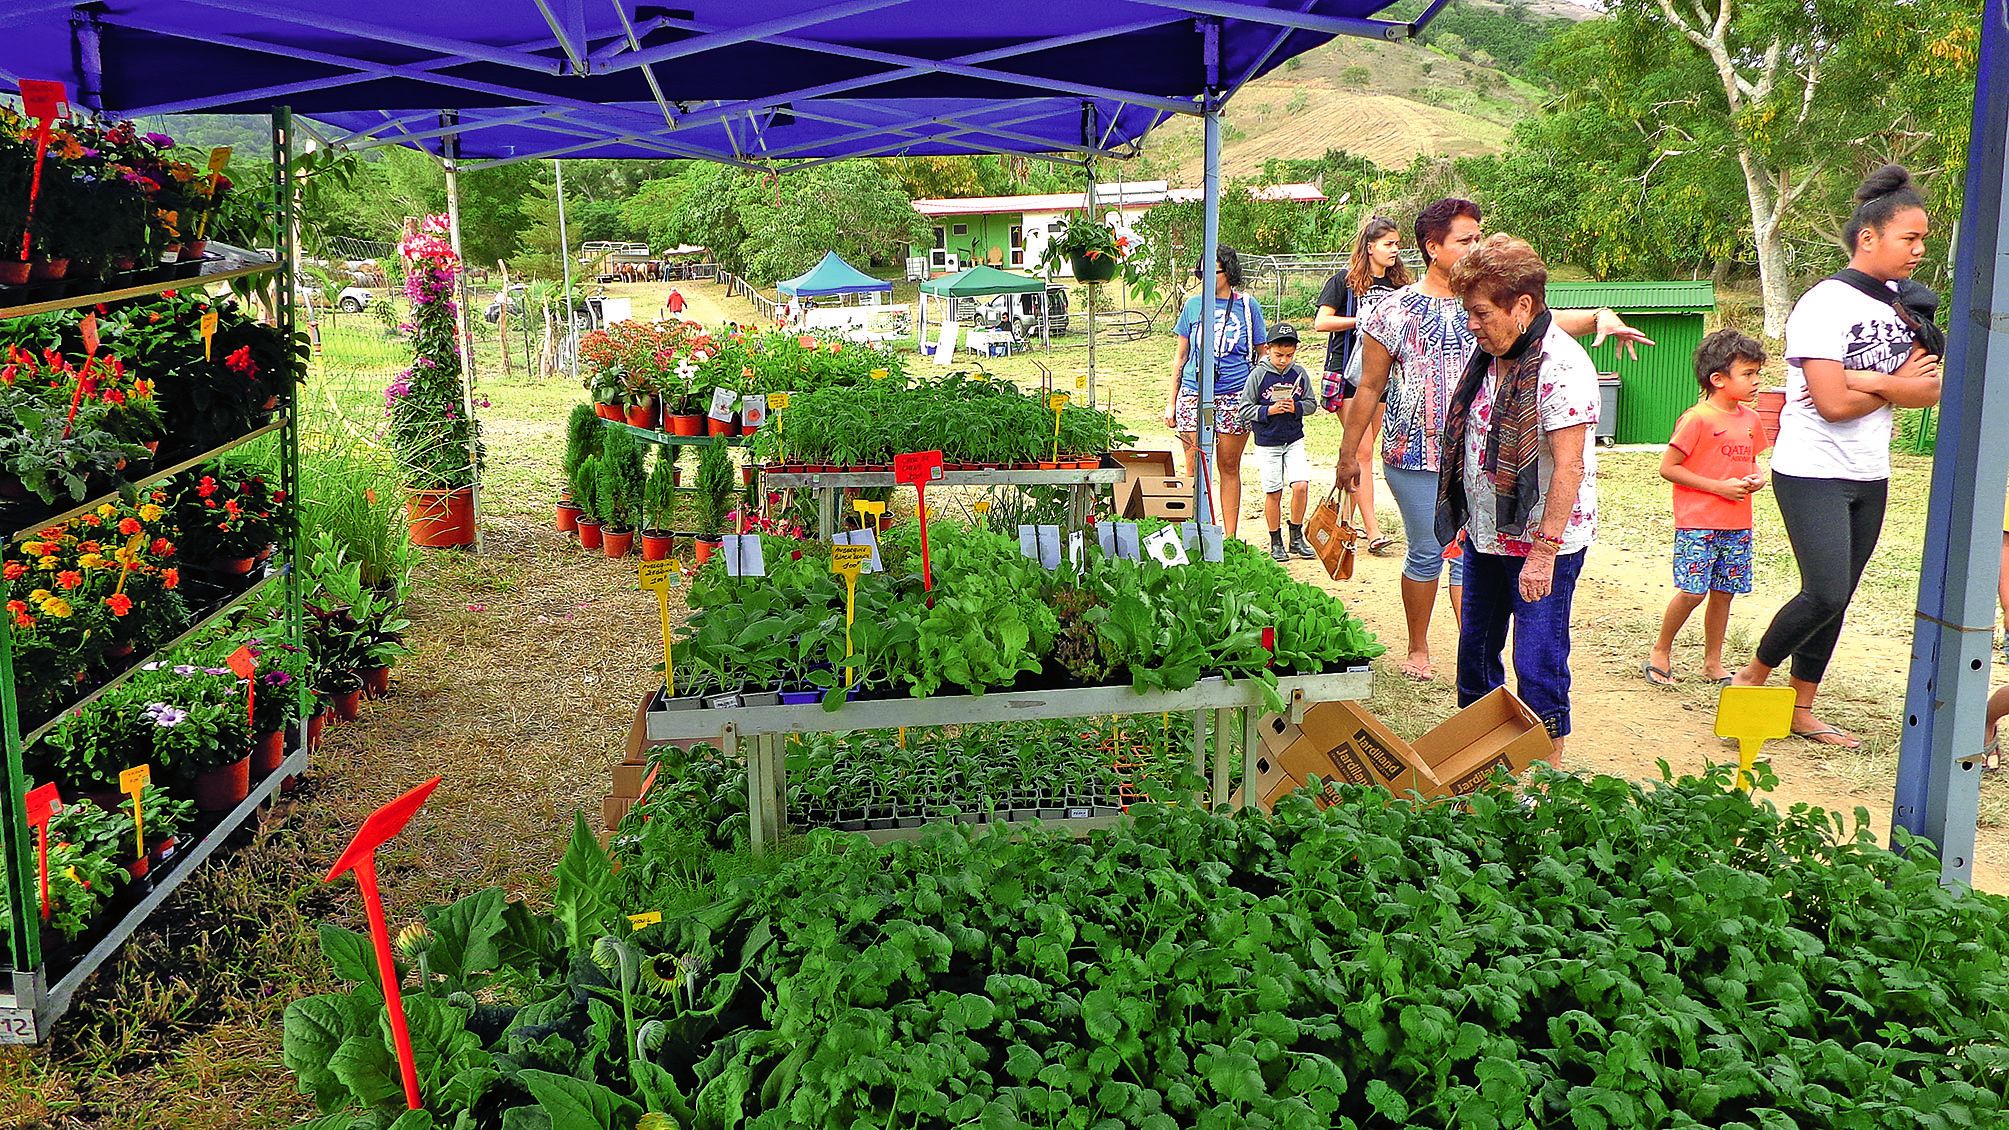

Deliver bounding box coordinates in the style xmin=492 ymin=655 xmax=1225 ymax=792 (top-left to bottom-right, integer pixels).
xmin=1733 ymin=165 xmax=1944 ymax=747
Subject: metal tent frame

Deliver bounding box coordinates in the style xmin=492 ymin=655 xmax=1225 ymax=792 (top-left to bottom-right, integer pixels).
xmin=0 ymin=0 xmax=2000 ymax=889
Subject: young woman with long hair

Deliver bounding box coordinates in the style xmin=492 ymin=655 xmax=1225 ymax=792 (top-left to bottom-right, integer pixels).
xmin=1314 ymin=216 xmax=1413 ymax=555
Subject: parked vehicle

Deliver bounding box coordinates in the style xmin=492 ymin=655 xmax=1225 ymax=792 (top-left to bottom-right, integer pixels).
xmin=335 ymin=286 xmax=374 ymax=313
xmin=971 ymin=286 xmax=1070 ymax=337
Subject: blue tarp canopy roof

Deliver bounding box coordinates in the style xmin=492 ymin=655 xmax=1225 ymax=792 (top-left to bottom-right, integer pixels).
xmin=777 ymin=251 xmax=893 ymax=296
xmin=0 ymin=1 xmax=1430 ymax=166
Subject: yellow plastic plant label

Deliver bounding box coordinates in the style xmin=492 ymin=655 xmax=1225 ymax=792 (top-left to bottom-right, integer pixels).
xmin=200 ymin=309 xmax=219 ymax=360
xmin=973 ymin=500 xmax=992 ymax=515
xmin=638 ymin=560 xmax=682 ymax=694
xmin=768 ymin=391 xmax=792 ymax=410
xmin=207 ymin=146 xmax=232 ymax=173
xmin=831 ymin=545 xmax=871 ymax=686
xmin=627 ymin=911 xmax=662 ymax=931
xmin=1075 ymin=373 xmax=1086 ymax=390
xmin=1715 ymin=685 xmax=1797 ymax=790
xmin=120 ymin=764 xmax=149 ymax=860
xmin=852 ymin=499 xmax=885 ymax=535
xmin=637 ymin=559 xmax=681 ymax=593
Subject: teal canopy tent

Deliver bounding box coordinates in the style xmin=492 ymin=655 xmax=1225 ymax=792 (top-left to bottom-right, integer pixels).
xmin=777 ymin=252 xmax=893 ymax=298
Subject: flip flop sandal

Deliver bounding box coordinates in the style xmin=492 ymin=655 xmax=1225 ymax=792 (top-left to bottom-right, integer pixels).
xmin=1792 ymin=726 xmax=1862 ymax=749
xmin=1399 ymin=661 xmax=1433 ymax=682
xmin=1367 ymin=536 xmax=1399 ymax=557
xmin=1642 ymin=661 xmax=1677 ymax=687
xmin=1711 ymin=676 xmax=1734 ymax=688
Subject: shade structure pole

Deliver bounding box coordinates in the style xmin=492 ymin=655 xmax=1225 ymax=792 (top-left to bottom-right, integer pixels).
xmin=555 ymin=159 xmax=578 ymax=380
xmin=1891 ymin=0 xmax=2009 ymax=885
xmin=1085 ymin=163 xmax=1098 ymax=401
xmin=1194 ymin=21 xmax=1223 ymax=530
xmin=440 ymin=114 xmax=484 ymax=552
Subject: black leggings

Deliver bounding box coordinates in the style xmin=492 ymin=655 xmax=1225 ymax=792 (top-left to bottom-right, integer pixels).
xmin=1756 ymin=473 xmax=1888 ymax=683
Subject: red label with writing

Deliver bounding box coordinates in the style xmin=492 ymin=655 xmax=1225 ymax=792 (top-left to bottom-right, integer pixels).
xmin=18 ymin=80 xmax=66 ymax=120
xmin=226 ymin=644 xmax=258 ymax=679
xmin=25 ymin=782 xmax=59 ymax=829
xmin=893 ymin=450 xmax=944 ymax=485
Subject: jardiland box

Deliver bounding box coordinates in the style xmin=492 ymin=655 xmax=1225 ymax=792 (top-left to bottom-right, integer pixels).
xmin=1248 ymin=688 xmax=1551 ymax=809
xmin=1108 ymin=450 xmax=1193 ymax=520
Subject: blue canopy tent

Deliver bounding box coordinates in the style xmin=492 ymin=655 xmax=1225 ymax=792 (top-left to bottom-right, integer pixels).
xmin=0 ymin=0 xmax=1999 ymax=890
xmin=777 ymin=251 xmax=893 ymax=298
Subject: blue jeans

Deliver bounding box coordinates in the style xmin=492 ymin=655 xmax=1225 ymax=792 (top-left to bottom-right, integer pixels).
xmin=1382 ymin=463 xmax=1465 ymax=586
xmin=1458 ymin=548 xmax=1587 ymax=738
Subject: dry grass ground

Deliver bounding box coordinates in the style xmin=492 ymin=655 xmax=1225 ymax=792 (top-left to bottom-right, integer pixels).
xmin=3 ymin=277 xmax=1998 ymax=1125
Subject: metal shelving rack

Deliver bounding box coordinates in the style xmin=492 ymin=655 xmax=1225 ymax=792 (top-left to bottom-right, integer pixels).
xmin=646 ymin=669 xmax=1372 ymax=853
xmin=0 ymin=109 xmax=305 ymax=1044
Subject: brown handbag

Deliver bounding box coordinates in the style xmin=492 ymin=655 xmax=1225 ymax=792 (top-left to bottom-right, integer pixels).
xmin=1304 ymin=489 xmax=1358 ymax=581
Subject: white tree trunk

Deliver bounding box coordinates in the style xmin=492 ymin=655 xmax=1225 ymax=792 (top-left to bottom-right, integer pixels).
xmin=1737 ymin=152 xmax=1795 ymax=339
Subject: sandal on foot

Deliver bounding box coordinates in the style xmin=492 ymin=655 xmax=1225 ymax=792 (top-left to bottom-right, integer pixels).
xmin=1367 ymin=535 xmax=1398 ymax=557
xmin=1642 ymin=661 xmax=1677 ymax=687
xmin=1792 ymin=725 xmax=1862 ymax=749
xmin=1983 ymin=739 xmax=2000 ymax=772
xmin=1398 ymin=660 xmax=1433 ymax=682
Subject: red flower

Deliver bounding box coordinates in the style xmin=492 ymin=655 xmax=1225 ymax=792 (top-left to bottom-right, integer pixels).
xmin=160 ymin=568 xmax=179 ymax=589
xmin=150 ymin=537 xmax=172 ymax=556
xmin=118 ymin=517 xmax=141 ymax=535
xmin=105 ymin=593 xmax=132 ymax=617
xmin=55 ymin=570 xmax=82 ymax=590
xmin=196 ymin=476 xmax=217 ymax=498
xmin=224 ymin=346 xmax=258 ymax=378
xmin=1 ymin=562 xmax=23 ymax=581
xmin=160 ymin=289 xmax=177 ymax=298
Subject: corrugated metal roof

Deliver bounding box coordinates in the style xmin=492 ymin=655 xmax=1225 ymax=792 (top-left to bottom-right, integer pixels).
xmin=913 ymin=182 xmax=1325 ymax=217
xmin=1548 ymin=280 xmax=1717 ymax=312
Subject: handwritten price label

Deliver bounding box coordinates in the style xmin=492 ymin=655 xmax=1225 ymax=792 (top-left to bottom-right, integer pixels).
xmin=627 ymin=911 xmax=662 ymax=931
xmin=892 ymin=449 xmax=944 ymax=485
xmin=207 ymin=146 xmax=232 ymax=173
xmin=830 ymin=544 xmax=872 ymax=577
xmin=119 ymin=764 xmax=151 ymax=795
xmin=767 ymin=391 xmax=791 ymax=410
xmin=200 ymin=309 xmax=219 ymax=360
xmin=1048 ymin=393 xmax=1069 ymax=411
xmin=638 ymin=560 xmax=682 ymax=695
xmin=1075 ymin=374 xmax=1086 ymax=390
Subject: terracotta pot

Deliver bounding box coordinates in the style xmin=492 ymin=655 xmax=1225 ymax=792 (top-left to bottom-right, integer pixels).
xmin=183 ymin=239 xmax=208 ymax=259
xmin=407 ymin=486 xmax=476 ymax=548
xmin=307 ymin=709 xmax=328 ymax=751
xmin=707 ymin=416 xmax=739 ymax=437
xmin=625 ymin=398 xmax=659 ymax=429
xmin=211 ymin=555 xmax=257 ymax=575
xmin=251 ymin=729 xmax=286 ymax=775
xmin=29 ymin=257 xmax=69 ymax=282
xmin=104 ymin=642 xmax=136 ymax=659
xmin=1755 ymin=389 xmax=1786 ymax=446
xmin=0 ymin=260 xmax=29 ymax=285
xmin=694 ymin=537 xmax=721 ymax=564
xmin=641 ymin=530 xmax=674 ymax=560
xmin=555 ymin=499 xmax=583 ymax=533
xmin=193 ymin=753 xmax=252 ymax=812
xmin=577 ymin=517 xmax=604 ymax=550
xmin=602 ymin=528 xmax=635 ymax=558
xmin=361 ymin=664 xmax=392 ymax=698
xmin=1038 ymin=460 xmax=1060 ymax=470
xmin=595 ymin=402 xmax=619 ymax=420
xmin=261 ymin=394 xmax=280 ymax=411
xmin=669 ymin=413 xmax=704 ymax=436
xmin=741 ymin=465 xmax=759 ymax=487
xmin=330 ymin=687 xmax=363 ymax=722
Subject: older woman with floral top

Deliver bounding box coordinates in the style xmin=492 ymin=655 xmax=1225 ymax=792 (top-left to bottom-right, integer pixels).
xmin=1437 ymin=235 xmax=1600 ymax=764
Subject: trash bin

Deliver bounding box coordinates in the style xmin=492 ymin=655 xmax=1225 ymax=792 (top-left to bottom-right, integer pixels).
xmin=1596 ymin=375 xmax=1621 ymax=445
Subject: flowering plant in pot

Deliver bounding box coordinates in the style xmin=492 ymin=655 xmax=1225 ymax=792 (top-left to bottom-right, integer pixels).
xmin=167 ymin=463 xmax=284 ymax=573
xmin=0 ymin=370 xmax=148 ymax=504
xmin=35 ymin=687 xmax=157 ymax=796
xmin=388 ymin=214 xmax=482 ymax=548
xmin=639 ymin=449 xmax=679 ymax=561
xmin=10 ymin=832 xmax=127 ymax=943
xmin=16 ymin=497 xmax=188 ymax=660
xmin=86 ymin=290 xmax=305 ymax=456
xmin=1036 ymin=211 xmax=1151 ymax=294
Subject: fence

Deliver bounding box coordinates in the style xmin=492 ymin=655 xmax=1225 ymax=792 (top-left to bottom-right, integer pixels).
xmin=1243 ymin=250 xmax=1427 ymax=324
xmin=718 ymin=269 xmax=781 ymax=323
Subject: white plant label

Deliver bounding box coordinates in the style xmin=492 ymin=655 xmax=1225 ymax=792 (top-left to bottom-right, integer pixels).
xmin=722 ymin=533 xmax=767 ymax=577
xmin=1181 ymin=522 xmax=1226 ymax=563
xmin=707 ymin=386 xmax=737 ymax=422
xmin=1145 ymin=525 xmax=1189 ymax=567
xmin=1097 ymin=523 xmax=1116 ymax=558
xmin=739 ymin=394 xmax=767 ymax=430
xmin=1037 ymin=525 xmax=1062 ymax=571
xmin=1019 ymin=524 xmax=1040 ymax=562
xmin=1114 ymin=522 xmax=1141 ymax=561
xmin=1067 ymin=530 xmax=1084 ymax=571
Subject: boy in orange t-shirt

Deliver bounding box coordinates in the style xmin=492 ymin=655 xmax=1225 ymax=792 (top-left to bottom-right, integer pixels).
xmin=1644 ymin=329 xmax=1771 ymax=686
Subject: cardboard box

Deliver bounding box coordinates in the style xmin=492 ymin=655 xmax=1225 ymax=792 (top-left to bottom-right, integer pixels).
xmin=611 ymin=762 xmax=648 ymax=799
xmin=602 ymin=795 xmax=634 ymax=830
xmin=1108 ymin=450 xmax=1177 ymax=516
xmin=1250 ymin=688 xmax=1548 ymax=809
xmin=1128 ymin=478 xmax=1195 ymax=520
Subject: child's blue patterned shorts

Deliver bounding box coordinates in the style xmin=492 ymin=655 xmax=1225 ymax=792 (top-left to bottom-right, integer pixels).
xmin=1672 ymin=528 xmax=1754 ymax=595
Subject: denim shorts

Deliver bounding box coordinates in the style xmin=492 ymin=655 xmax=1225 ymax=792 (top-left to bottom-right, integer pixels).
xmin=1672 ymin=528 xmax=1754 ymax=595
xmin=1382 ymin=463 xmax=1465 ymax=586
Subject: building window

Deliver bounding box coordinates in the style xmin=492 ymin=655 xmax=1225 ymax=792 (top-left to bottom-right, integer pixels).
xmin=933 ymin=226 xmax=945 ymax=249
xmin=952 ymin=223 xmax=968 ymax=236
xmin=1009 ymin=225 xmax=1024 ymax=266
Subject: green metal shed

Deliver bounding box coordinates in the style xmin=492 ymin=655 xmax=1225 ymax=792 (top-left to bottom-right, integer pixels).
xmin=1549 ymin=280 xmax=1717 ymax=445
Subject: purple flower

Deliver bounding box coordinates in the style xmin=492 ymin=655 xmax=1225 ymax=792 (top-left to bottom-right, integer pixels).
xmin=143 ymin=132 xmax=174 ymax=147
xmin=171 ymin=663 xmax=197 ymax=676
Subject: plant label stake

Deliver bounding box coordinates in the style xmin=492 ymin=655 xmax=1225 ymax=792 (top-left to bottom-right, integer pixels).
xmin=196 ymin=147 xmax=231 ymax=242
xmin=1144 ymin=526 xmax=1188 ymax=567
xmin=627 ymin=911 xmax=662 ymax=931
xmin=893 ymin=450 xmax=943 ymax=592
xmin=831 ymin=528 xmax=882 ymax=573
xmin=768 ymin=391 xmax=791 ymax=461
xmin=869 ymin=368 xmax=889 ymax=381
xmin=851 ymin=498 xmax=884 ymax=542
xmin=325 ymin=776 xmax=443 ymax=1113
xmin=227 ymin=644 xmax=258 ymax=731
xmin=113 ymin=533 xmax=143 ymax=597
xmin=16 ymin=80 xmax=66 ymax=262
xmin=119 ymin=764 xmax=150 ymax=863
xmin=63 ymin=314 xmax=99 ymax=438
xmin=638 ymin=560 xmax=683 ymax=695
xmin=1049 ymin=393 xmax=1068 ymax=463
xmin=1261 ymin=626 xmax=1276 ymax=668
xmin=24 ymin=783 xmax=58 ymax=919
xmin=739 ymin=393 xmax=767 ymax=431
xmin=1714 ymin=686 xmax=1797 ymax=790
xmin=831 ymin=544 xmax=871 ymax=687
xmin=200 ymin=309 xmax=219 ymax=361
xmin=722 ymin=533 xmax=766 ymax=577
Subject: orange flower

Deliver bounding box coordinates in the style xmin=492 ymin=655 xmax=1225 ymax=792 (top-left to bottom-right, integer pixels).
xmin=1 ymin=562 xmax=23 ymax=581
xmin=798 ymin=335 xmax=817 ymax=349
xmin=160 ymin=568 xmax=180 ymax=589
xmin=55 ymin=570 xmax=82 ymax=590
xmin=118 ymin=517 xmax=141 ymax=536
xmin=105 ymin=593 xmax=132 ymax=617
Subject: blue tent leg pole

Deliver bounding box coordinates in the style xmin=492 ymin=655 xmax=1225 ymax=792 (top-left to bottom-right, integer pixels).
xmin=1196 ymin=102 xmax=1220 ymax=530
xmin=1891 ymin=0 xmax=2009 ymax=885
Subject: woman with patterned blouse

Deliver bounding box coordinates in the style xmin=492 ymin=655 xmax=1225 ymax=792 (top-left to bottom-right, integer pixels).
xmin=1334 ymin=197 xmax=1650 ymax=683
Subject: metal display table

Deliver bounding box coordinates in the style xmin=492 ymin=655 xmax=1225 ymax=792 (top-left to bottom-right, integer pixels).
xmin=645 ymin=669 xmax=1372 ymax=852
xmin=759 ymin=466 xmax=1124 ymax=540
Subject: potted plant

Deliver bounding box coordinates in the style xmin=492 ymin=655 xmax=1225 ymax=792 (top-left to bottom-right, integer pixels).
xmin=557 ymin=403 xmax=598 ymax=531
xmin=692 ymin=441 xmax=734 ymax=563
xmin=1038 ymin=211 xmax=1125 ymax=282
xmin=641 ymin=450 xmax=679 ymax=561
xmin=573 ymin=454 xmax=604 ymax=551
xmin=387 ymin=214 xmax=482 ymax=548
xmin=597 ymin=452 xmax=639 ymax=559
xmin=167 ymin=464 xmax=285 ymax=576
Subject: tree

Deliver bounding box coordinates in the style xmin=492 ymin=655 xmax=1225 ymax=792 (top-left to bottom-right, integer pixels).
xmin=735 ymin=163 xmax=924 ymax=282
xmin=1607 ymin=0 xmax=1977 ymax=335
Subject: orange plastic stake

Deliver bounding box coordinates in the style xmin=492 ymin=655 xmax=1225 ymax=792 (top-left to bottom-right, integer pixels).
xmin=25 ymin=783 xmax=59 ymax=919
xmin=227 ymin=644 xmax=258 ymax=731
xmin=325 ymin=776 xmax=444 ymax=1112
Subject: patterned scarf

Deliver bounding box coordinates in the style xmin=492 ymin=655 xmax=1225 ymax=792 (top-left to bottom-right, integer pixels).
xmin=1435 ymin=309 xmax=1552 ymax=547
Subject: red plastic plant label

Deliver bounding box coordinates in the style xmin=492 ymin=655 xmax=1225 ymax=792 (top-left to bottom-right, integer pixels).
xmin=228 ymin=644 xmax=258 ymax=730
xmin=893 ymin=450 xmax=944 ymax=485
xmin=17 ymin=80 xmax=66 ymax=120
xmin=25 ymin=782 xmax=59 ymax=919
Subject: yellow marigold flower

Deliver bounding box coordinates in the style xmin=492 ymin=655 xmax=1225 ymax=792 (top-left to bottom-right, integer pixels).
xmin=41 ymin=598 xmax=72 ymax=618
xmin=95 ymin=503 xmax=116 ymax=519
xmin=20 ymin=541 xmax=41 ymax=556
xmin=139 ymin=504 xmax=163 ymax=522
xmin=77 ymin=553 xmax=106 ymax=569
xmin=37 ymin=556 xmax=56 ymax=570
xmin=28 ymin=589 xmax=50 ymax=602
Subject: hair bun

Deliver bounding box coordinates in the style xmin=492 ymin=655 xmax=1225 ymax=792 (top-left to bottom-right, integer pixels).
xmin=1856 ymin=164 xmax=1915 ymax=204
